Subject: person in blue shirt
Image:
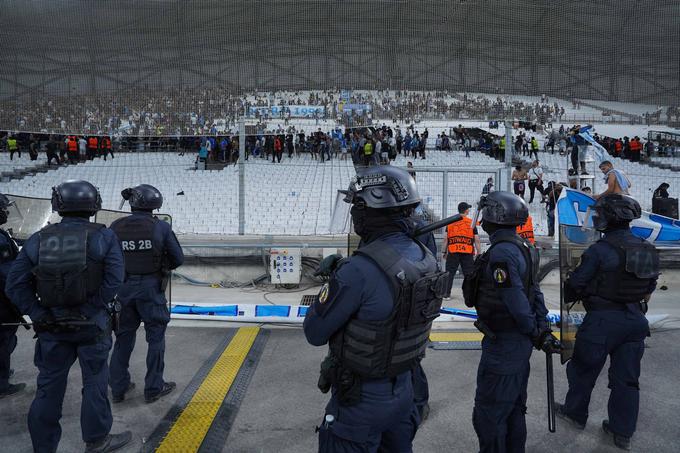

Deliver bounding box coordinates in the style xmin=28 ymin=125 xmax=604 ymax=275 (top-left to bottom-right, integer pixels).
xmin=6 ymin=180 xmax=131 ymax=453
xmin=0 ymin=194 xmax=25 ymax=397
xmin=557 ymin=194 xmax=658 ymax=451
xmin=198 ymin=139 xmax=208 ymax=162
xmin=109 ymin=184 xmax=184 ymax=404
xmin=305 ymin=166 xmax=447 ymax=452
xmin=463 ymin=191 xmax=557 ymax=453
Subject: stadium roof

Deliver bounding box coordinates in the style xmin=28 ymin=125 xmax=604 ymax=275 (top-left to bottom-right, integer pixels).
xmin=0 ymin=0 xmax=678 ymax=104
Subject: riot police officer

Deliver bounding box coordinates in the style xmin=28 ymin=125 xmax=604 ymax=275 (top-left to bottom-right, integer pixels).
xmin=304 ymin=166 xmax=448 ymax=452
xmin=557 ymin=194 xmax=658 ymax=451
xmin=463 ymin=191 xmax=555 ymax=452
xmin=109 ymin=184 xmax=184 ymax=404
xmin=6 ymin=180 xmax=131 ymax=453
xmin=0 ymin=194 xmax=26 ymax=397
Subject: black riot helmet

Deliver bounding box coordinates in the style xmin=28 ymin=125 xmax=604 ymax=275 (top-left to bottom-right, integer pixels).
xmin=342 ymin=166 xmax=421 ymax=209
xmin=0 ymin=194 xmax=11 ymax=225
xmin=591 ymin=194 xmax=641 ymax=231
xmin=120 ymin=184 xmax=163 ymax=211
xmin=51 ymin=180 xmax=102 ymax=215
xmin=478 ymin=191 xmax=529 ymax=227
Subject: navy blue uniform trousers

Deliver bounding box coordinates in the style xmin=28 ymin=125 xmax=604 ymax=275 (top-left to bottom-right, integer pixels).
xmin=109 ymin=276 xmax=170 ymax=399
xmin=317 ymin=372 xmax=419 ymax=453
xmin=30 ymin=329 xmax=112 ymax=453
xmin=563 ymin=309 xmax=648 ymax=438
xmin=473 ymin=333 xmax=533 ymax=453
xmin=0 ymin=325 xmax=17 ymax=391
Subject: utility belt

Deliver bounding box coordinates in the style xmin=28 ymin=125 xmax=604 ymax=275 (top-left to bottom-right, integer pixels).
xmin=317 ymin=354 xmax=361 ymax=407
xmin=125 ymin=271 xmax=169 ymax=291
xmin=584 ymin=300 xmax=647 ymax=314
xmin=484 ymin=317 xmax=518 ymax=332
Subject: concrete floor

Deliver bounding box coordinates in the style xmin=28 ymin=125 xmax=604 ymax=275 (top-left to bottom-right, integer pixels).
xmin=1 ymin=327 xmax=232 ymax=453
xmin=2 ymin=273 xmax=679 ymax=452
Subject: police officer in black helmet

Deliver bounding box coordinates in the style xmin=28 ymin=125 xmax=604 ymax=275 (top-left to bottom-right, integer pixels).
xmin=304 ymin=166 xmax=448 ymax=452
xmin=463 ymin=191 xmax=554 ymax=452
xmin=557 ymin=194 xmax=658 ymax=451
xmin=109 ymin=184 xmax=184 ymax=404
xmin=6 ymin=180 xmax=131 ymax=452
xmin=0 ymin=194 xmax=26 ymax=397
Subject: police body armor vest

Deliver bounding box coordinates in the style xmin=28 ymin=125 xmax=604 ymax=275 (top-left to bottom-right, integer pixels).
xmin=463 ymin=236 xmax=538 ymax=331
xmin=0 ymin=229 xmax=19 ymax=307
xmin=111 ymin=215 xmax=163 ymax=275
xmin=34 ymin=223 xmax=105 ymax=308
xmin=0 ymin=229 xmax=19 ymax=264
xmin=587 ymin=235 xmax=659 ymax=304
xmin=329 ymin=239 xmax=448 ymax=379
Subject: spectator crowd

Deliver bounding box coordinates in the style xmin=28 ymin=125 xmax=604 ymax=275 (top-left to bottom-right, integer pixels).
xmin=1 ymin=88 xmax=653 ymax=137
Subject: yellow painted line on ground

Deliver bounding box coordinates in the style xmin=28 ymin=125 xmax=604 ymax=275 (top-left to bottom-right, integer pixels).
xmin=156 ymin=326 xmax=260 ymax=453
xmin=430 ymin=331 xmax=563 ymax=342
xmin=430 ymin=332 xmax=483 ymax=342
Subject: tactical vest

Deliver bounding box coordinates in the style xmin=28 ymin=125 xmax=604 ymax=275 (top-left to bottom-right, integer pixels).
xmin=447 ymin=216 xmax=474 ymax=254
xmin=0 ymin=229 xmax=19 ymax=264
xmin=329 ymin=239 xmax=448 ymax=379
xmin=587 ymin=235 xmax=659 ymax=304
xmin=463 ymin=236 xmax=538 ymax=331
xmin=34 ymin=223 xmax=105 ymax=308
xmin=111 ymin=215 xmax=163 ymax=275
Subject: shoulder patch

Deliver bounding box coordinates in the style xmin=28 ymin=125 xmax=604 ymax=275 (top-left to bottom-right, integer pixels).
xmin=313 ymin=279 xmax=341 ymax=317
xmin=491 ymin=262 xmax=512 ymax=288
xmin=318 ymin=283 xmax=330 ymax=304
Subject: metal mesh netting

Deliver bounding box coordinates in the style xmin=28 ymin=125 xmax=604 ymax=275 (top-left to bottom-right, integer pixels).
xmin=0 ymin=0 xmax=678 ymax=134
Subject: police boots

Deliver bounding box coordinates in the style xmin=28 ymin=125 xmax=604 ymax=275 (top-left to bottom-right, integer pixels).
xmin=602 ymin=420 xmax=632 ymax=451
xmin=0 ymin=382 xmax=26 ymax=398
xmin=84 ymin=431 xmax=132 ymax=453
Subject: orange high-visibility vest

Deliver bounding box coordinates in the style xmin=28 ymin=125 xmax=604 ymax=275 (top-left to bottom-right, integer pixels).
xmin=446 ymin=216 xmax=475 ymax=254
xmin=517 ymin=215 xmax=535 ymax=244
xmin=87 ymin=137 xmax=98 ymax=149
xmin=67 ymin=138 xmax=77 ymax=152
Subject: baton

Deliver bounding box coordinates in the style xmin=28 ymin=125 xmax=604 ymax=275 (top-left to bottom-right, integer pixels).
xmin=412 ymin=214 xmax=463 ymax=238
xmin=546 ymin=351 xmax=556 ymax=433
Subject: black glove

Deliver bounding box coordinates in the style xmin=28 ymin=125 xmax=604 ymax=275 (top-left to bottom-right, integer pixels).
xmin=33 ymin=313 xmax=56 ymax=333
xmin=314 ymin=254 xmax=343 ymax=277
xmin=533 ymin=329 xmax=562 ymax=354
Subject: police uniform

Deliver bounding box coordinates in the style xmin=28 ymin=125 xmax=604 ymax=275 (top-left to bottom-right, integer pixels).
xmin=305 ymin=166 xmax=447 ymax=452
xmin=463 ymin=191 xmax=551 ymax=453
xmin=6 ymin=215 xmax=125 ymax=452
xmin=0 ymin=226 xmax=21 ymax=395
xmin=109 ymin=210 xmax=184 ymax=402
xmin=560 ymin=227 xmax=657 ymax=441
xmin=412 ymin=209 xmax=437 ymax=421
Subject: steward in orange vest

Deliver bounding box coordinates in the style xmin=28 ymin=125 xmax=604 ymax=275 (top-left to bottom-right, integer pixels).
xmin=443 ymin=202 xmax=480 ymax=299
xmin=67 ymin=136 xmax=77 ymax=152
xmin=516 ymin=215 xmax=535 ymax=244
xmin=101 ymin=136 xmax=114 ymax=161
xmin=86 ymin=136 xmax=98 ymax=160
xmin=447 ymin=216 xmax=475 ymax=254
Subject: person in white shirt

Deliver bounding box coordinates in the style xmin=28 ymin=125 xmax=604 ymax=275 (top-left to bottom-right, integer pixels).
xmin=78 ymin=137 xmax=87 ymax=161
xmin=528 ymin=160 xmax=545 ymax=203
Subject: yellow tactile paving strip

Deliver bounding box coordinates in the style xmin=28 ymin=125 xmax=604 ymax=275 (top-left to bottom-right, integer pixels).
xmin=156 ymin=327 xmax=260 ymax=452
xmin=430 ymin=331 xmax=563 ymax=342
